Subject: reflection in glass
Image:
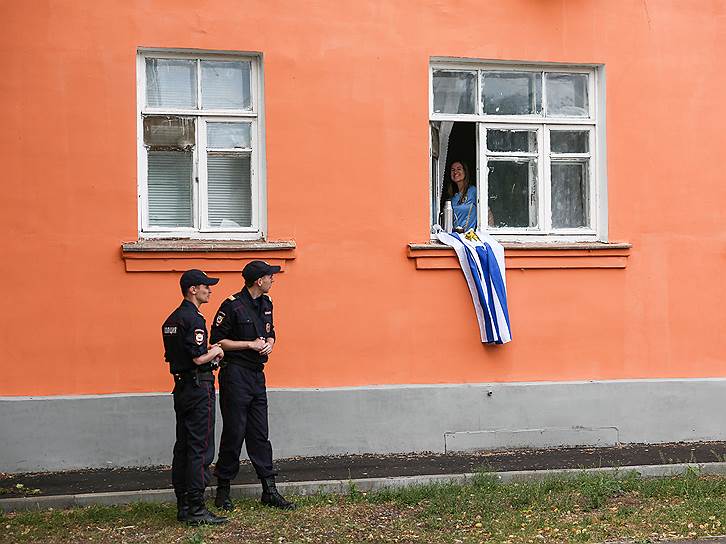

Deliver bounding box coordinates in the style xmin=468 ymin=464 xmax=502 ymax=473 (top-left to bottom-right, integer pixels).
xmin=546 ymin=73 xmax=589 ymax=117
xmin=207 ymin=123 xmax=251 ymax=149
xmin=551 ymin=161 xmax=589 ymax=228
xmin=207 ymin=154 xmax=252 ymax=228
xmin=550 ymin=130 xmax=589 ymax=153
xmin=482 ymin=72 xmax=542 ymax=115
xmin=487 ymin=159 xmax=538 ymax=228
xmin=146 ymin=59 xmax=197 ymax=109
xmin=487 ymin=130 xmax=537 ymax=153
xmin=143 ymin=116 xmax=195 ymax=149
xmin=201 ymin=61 xmax=252 ymax=110
xmin=432 ymin=71 xmax=476 ymax=114
xmin=147 ymin=151 xmax=193 ymax=227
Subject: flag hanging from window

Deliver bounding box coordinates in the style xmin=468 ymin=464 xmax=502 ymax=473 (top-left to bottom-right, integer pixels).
xmin=437 ymin=230 xmax=512 ymax=344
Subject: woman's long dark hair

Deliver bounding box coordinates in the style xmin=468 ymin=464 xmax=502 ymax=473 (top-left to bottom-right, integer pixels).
xmin=448 ymin=160 xmax=471 ymax=203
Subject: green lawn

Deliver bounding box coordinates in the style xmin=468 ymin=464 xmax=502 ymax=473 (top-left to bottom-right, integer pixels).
xmin=1 ymin=470 xmax=724 ymax=543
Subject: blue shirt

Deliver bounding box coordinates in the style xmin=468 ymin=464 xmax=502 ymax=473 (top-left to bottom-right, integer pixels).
xmin=451 ymin=185 xmax=477 ymax=231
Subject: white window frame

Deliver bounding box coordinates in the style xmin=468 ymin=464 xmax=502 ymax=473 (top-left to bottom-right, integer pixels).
xmin=430 ymin=59 xmax=607 ymax=242
xmin=136 ymin=49 xmax=267 ymax=240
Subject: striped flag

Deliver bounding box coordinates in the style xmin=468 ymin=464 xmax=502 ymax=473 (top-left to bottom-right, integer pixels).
xmin=437 ymin=230 xmax=512 ymax=344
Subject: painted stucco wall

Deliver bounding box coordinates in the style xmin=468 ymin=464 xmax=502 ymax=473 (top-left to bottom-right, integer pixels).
xmin=1 ymin=0 xmax=725 ymax=399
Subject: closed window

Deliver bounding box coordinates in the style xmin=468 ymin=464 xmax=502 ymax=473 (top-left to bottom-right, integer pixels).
xmin=137 ymin=52 xmax=264 ymax=239
xmin=430 ymin=62 xmax=605 ymax=241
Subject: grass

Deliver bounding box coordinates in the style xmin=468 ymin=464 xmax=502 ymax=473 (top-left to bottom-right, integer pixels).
xmin=0 ymin=484 xmax=40 ymax=497
xmin=1 ymin=470 xmax=725 ymax=543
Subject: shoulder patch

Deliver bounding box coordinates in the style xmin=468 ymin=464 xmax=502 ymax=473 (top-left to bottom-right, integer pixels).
xmin=194 ymin=329 xmax=205 ymax=345
xmin=215 ymin=311 xmax=226 ymax=326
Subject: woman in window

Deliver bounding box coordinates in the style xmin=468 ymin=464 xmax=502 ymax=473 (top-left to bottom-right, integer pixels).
xmin=449 ymin=161 xmax=477 ymax=232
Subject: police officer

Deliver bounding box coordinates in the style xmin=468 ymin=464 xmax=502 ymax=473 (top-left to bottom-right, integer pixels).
xmin=162 ymin=269 xmax=228 ymax=525
xmin=211 ymin=260 xmax=296 ymax=511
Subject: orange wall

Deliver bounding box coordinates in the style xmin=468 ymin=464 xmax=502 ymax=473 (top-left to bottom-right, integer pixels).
xmin=2 ymin=1 xmax=725 ymax=396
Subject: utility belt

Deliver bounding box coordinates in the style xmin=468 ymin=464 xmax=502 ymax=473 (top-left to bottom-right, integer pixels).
xmin=173 ymin=368 xmax=215 ymax=386
xmin=220 ymin=359 xmax=264 ymax=373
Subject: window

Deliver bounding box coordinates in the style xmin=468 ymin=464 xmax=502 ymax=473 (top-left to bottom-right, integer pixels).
xmin=430 ymin=61 xmax=605 ymax=241
xmin=137 ymin=51 xmax=265 ymax=239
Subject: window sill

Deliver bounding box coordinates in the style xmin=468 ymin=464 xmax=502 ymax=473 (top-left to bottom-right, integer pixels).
xmin=407 ymin=241 xmax=631 ymax=270
xmin=121 ymin=239 xmax=296 ymax=272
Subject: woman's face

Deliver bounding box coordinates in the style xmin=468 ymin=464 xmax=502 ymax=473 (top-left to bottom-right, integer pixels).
xmin=451 ymin=162 xmax=466 ymax=186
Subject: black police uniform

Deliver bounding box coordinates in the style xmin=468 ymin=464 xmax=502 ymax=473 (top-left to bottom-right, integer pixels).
xmin=211 ymin=288 xmax=276 ymax=482
xmin=162 ymin=300 xmax=217 ymax=512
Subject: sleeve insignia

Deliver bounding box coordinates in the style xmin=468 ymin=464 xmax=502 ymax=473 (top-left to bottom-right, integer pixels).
xmin=265 ymin=322 xmax=271 ymax=333
xmin=194 ymin=329 xmax=205 ymax=345
xmin=215 ymin=312 xmax=226 ymax=326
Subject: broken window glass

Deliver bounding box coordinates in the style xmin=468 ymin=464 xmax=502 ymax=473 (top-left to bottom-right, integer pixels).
xmin=432 ymin=71 xmax=476 ymax=114
xmin=551 ymin=161 xmax=589 ymax=228
xmin=143 ymin=116 xmax=195 ymax=149
xmin=487 ymin=159 xmax=538 ymax=228
xmin=487 ymin=129 xmax=537 ymax=153
xmin=482 ymin=72 xmax=542 ymax=115
xmin=147 ymin=151 xmax=193 ymax=228
xmin=546 ymin=73 xmax=589 ymax=117
xmin=207 ymin=154 xmax=252 ymax=228
xmin=201 ymin=60 xmax=252 ymax=110
xmin=146 ymin=58 xmax=197 ymax=109
xmin=207 ymin=122 xmax=251 ymax=149
xmin=550 ymin=130 xmax=589 ymax=153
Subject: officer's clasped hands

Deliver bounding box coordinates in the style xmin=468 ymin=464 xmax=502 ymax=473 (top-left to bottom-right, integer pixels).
xmin=208 ymin=344 xmax=224 ymax=359
xmin=249 ymin=338 xmax=267 ymax=352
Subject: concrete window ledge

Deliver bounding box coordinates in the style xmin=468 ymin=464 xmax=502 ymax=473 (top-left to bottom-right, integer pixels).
xmin=121 ymin=239 xmax=296 ymax=272
xmin=408 ymin=241 xmax=631 ymax=270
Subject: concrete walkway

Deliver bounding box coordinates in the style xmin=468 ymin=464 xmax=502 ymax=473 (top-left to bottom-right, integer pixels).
xmin=1 ymin=441 xmax=725 ymax=513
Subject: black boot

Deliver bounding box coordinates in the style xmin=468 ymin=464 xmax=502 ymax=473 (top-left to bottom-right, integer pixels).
xmin=214 ymin=479 xmax=234 ymax=511
xmin=175 ymin=492 xmax=189 ymax=522
xmin=261 ymin=477 xmax=296 ymax=510
xmin=185 ymin=495 xmax=228 ymax=526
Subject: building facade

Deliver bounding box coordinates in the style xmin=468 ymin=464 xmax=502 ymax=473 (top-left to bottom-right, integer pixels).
xmin=1 ymin=0 xmax=725 ymax=471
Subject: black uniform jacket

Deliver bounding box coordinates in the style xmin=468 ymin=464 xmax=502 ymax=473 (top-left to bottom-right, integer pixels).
xmin=162 ymin=300 xmax=210 ymax=374
xmin=211 ymin=288 xmax=275 ymax=371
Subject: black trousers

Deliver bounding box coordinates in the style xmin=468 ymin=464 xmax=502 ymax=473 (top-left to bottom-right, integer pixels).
xmin=171 ymin=378 xmax=216 ymax=504
xmin=215 ymin=364 xmax=274 ymax=481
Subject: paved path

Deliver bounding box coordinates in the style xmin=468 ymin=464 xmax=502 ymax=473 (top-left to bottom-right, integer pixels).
xmin=1 ymin=442 xmax=725 ymax=515
xmin=2 ymin=441 xmax=724 ymax=499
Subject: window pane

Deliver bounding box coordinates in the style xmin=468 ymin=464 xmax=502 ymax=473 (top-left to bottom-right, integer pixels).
xmin=147 ymin=151 xmax=193 ymax=227
xmin=146 ymin=59 xmax=197 ymax=109
xmin=487 ymin=129 xmax=537 ymax=153
xmin=201 ymin=61 xmax=252 ymax=110
xmin=551 ymin=161 xmax=589 ymax=228
xmin=550 ymin=130 xmax=589 ymax=153
xmin=482 ymin=72 xmax=542 ymax=115
xmin=432 ymin=71 xmax=476 ymax=114
xmin=143 ymin=116 xmax=195 ymax=149
xmin=207 ymin=154 xmax=252 ymax=228
xmin=207 ymin=122 xmax=251 ymax=149
xmin=546 ymin=73 xmax=589 ymax=117
xmin=488 ymin=159 xmax=538 ymax=228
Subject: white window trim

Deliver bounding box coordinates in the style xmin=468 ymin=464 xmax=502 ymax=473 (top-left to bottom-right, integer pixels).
xmin=429 ymin=59 xmax=607 ymax=243
xmin=136 ymin=49 xmax=267 ymax=240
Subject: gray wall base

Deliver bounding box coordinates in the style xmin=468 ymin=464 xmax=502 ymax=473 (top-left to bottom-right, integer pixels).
xmin=1 ymin=379 xmax=725 ymax=472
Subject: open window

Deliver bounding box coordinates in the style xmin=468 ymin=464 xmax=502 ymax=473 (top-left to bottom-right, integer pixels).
xmin=430 ymin=122 xmax=477 ymax=231
xmin=429 ymin=61 xmax=605 ymax=242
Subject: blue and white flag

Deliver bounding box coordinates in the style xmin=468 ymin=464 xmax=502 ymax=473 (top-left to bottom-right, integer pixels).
xmin=437 ymin=230 xmax=512 ymax=344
